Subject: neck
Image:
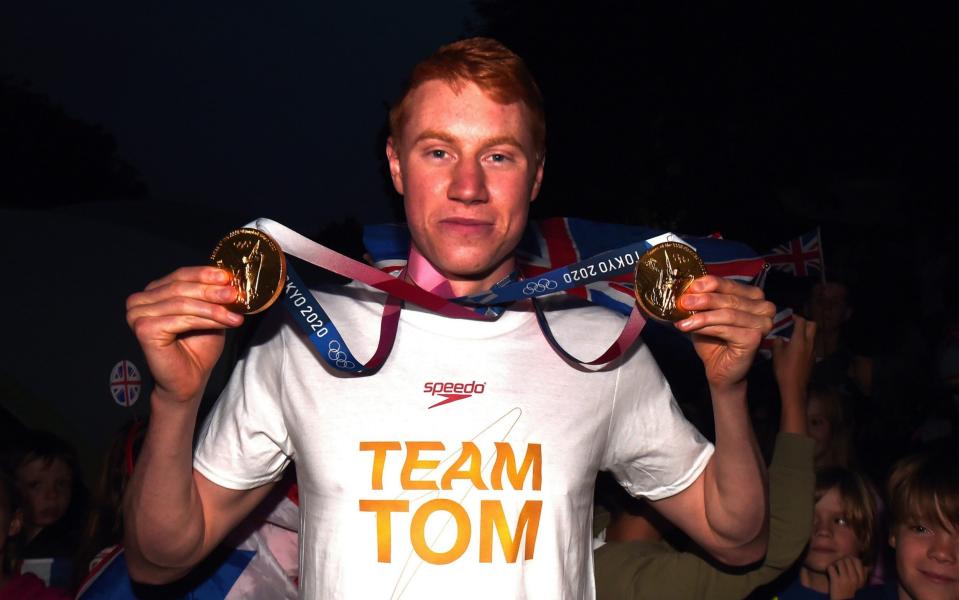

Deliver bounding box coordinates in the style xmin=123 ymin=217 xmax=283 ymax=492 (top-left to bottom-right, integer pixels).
xmin=407 ymin=246 xmax=516 ymax=297
xmin=446 ymin=266 xmax=515 ymax=297
xmin=799 ymin=565 xmax=830 ymax=594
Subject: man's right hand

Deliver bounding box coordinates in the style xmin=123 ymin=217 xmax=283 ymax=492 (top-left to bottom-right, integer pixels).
xmin=126 ymin=266 xmax=244 ymax=403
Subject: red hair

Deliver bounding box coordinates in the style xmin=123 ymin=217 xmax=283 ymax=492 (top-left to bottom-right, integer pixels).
xmin=389 ymin=37 xmax=546 ymax=159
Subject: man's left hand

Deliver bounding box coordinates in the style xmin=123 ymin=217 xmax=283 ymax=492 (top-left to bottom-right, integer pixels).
xmin=676 ymin=275 xmax=776 ymax=390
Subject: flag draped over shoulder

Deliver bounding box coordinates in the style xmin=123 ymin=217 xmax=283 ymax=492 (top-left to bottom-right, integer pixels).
xmin=364 ymin=217 xmax=767 ymax=317
xmin=75 ymin=483 xmax=300 ymax=600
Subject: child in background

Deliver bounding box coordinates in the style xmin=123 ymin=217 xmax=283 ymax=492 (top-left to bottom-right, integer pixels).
xmin=807 ymin=385 xmax=855 ymax=470
xmin=0 ymin=469 xmax=70 ymax=600
xmin=12 ymin=431 xmax=86 ymax=552
xmin=776 ymin=468 xmax=886 ymax=599
xmin=10 ymin=430 xmax=88 ymax=590
xmin=886 ymin=446 xmax=959 ymax=600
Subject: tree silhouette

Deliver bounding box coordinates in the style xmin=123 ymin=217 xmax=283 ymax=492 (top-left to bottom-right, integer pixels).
xmin=0 ymin=76 xmax=148 ymax=209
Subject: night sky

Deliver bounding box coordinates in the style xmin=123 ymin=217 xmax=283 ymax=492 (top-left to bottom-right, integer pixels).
xmin=0 ymin=1 xmax=478 ymax=226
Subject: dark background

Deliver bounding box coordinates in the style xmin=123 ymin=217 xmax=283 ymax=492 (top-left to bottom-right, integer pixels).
xmin=2 ymin=2 xmax=957 ymax=482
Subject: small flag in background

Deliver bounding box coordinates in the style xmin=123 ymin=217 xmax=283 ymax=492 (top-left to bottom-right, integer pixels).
xmin=760 ymin=227 xmax=825 ymax=280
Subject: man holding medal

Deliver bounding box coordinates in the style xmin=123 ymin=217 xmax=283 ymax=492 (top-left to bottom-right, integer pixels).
xmin=124 ymin=38 xmax=776 ymax=598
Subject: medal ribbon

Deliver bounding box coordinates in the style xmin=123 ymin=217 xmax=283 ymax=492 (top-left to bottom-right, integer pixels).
xmin=250 ymin=218 xmax=688 ymax=374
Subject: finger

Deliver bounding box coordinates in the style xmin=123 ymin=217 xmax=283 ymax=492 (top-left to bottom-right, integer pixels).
xmin=677 ymin=306 xmax=773 ymax=336
xmin=130 ymin=313 xmax=239 ymax=345
xmin=804 ymin=318 xmax=818 ymax=344
xmin=687 ymin=275 xmax=766 ymax=300
xmin=143 ymin=266 xmax=233 ymax=292
xmin=771 ymin=336 xmax=786 ymax=361
xmin=850 ymin=557 xmax=866 ymax=583
xmin=679 ymin=291 xmax=777 ymax=320
xmin=127 ymin=296 xmax=243 ymax=331
xmin=128 ymin=277 xmax=239 ymax=311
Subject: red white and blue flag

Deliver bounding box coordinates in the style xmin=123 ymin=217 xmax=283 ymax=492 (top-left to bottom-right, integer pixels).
xmin=761 ymin=228 xmax=824 ymax=279
xmin=109 ymin=360 xmax=141 ymax=408
xmin=364 ymin=217 xmax=767 ymax=318
xmin=76 ymin=482 xmax=300 ymax=599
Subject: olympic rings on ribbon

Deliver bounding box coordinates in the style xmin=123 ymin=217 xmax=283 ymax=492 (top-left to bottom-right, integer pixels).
xmin=522 ymin=278 xmax=559 ymax=296
xmin=327 ymin=340 xmax=356 ymax=370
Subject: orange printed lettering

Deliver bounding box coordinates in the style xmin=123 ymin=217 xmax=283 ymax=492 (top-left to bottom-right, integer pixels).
xmin=410 ymin=499 xmax=471 ymax=565
xmin=440 ymin=442 xmax=487 ymax=490
xmin=491 ymin=442 xmax=542 ymax=490
xmin=401 ymin=441 xmax=444 ymax=490
xmin=359 ymin=441 xmax=401 ymax=490
xmin=359 ymin=499 xmax=409 ymax=562
xmin=479 ymin=500 xmax=542 ymax=562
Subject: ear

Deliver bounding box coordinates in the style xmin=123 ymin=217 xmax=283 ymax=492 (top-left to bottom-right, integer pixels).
xmin=8 ymin=509 xmax=22 ymax=538
xmin=889 ymin=532 xmax=897 ymax=549
xmin=386 ymin=137 xmax=404 ymax=195
xmin=530 ymin=155 xmax=545 ymax=202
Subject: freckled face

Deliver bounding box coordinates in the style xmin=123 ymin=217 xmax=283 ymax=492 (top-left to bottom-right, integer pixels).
xmin=16 ymin=458 xmax=72 ymax=528
xmin=804 ymin=487 xmax=862 ymax=573
xmin=892 ymin=517 xmax=959 ymax=600
xmin=387 ymin=80 xmax=544 ymax=293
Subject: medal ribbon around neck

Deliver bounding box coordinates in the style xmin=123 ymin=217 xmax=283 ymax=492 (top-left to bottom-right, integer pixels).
xmin=249 ymin=218 xmax=687 ymax=374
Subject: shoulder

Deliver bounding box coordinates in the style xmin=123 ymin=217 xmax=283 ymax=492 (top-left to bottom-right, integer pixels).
xmin=0 ymin=573 xmax=71 ymax=600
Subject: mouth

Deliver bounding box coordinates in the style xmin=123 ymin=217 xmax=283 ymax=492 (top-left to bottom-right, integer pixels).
xmin=919 ymin=570 xmax=957 ymax=584
xmin=438 ymin=218 xmax=494 ymax=236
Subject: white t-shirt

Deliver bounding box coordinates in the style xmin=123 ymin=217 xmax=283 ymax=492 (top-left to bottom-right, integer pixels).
xmin=194 ymin=283 xmax=713 ymax=599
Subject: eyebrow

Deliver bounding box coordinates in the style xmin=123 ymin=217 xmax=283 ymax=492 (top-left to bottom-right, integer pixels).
xmin=413 ymin=129 xmax=525 ymax=150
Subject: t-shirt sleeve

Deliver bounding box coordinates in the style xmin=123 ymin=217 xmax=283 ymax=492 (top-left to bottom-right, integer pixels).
xmin=194 ymin=318 xmax=294 ymax=489
xmin=601 ymin=342 xmax=714 ymax=501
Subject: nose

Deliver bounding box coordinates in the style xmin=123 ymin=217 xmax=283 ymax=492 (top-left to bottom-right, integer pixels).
xmin=928 ymin=534 xmax=958 ymax=564
xmin=41 ymin=484 xmax=61 ymax=503
xmin=812 ymin=517 xmax=832 ymax=538
xmin=448 ymin=158 xmax=487 ymax=205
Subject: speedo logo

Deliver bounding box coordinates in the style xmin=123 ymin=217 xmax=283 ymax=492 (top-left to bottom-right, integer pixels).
xmin=424 ymin=381 xmax=486 ymax=409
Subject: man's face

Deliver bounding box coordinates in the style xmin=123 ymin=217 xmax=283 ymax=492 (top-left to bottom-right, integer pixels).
xmin=891 ymin=515 xmax=959 ymax=600
xmin=387 ymin=79 xmax=544 ymax=292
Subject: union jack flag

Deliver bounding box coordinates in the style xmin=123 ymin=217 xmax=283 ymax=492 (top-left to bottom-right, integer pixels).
xmin=77 ymin=479 xmax=300 ymax=599
xmin=761 ymin=228 xmax=824 ymax=279
xmin=758 ymin=307 xmax=797 ymax=359
xmin=364 ymin=217 xmax=767 ymax=317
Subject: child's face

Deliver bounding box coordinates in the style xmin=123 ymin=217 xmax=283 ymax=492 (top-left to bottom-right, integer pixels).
xmin=891 ymin=516 xmax=959 ymax=600
xmin=806 ymin=396 xmax=833 ymax=458
xmin=15 ymin=457 xmax=72 ymax=529
xmin=804 ymin=487 xmax=862 ymax=573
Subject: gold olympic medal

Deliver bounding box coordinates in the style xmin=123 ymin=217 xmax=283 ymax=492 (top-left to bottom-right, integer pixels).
xmin=209 ymin=228 xmax=286 ymax=315
xmin=633 ymin=241 xmax=708 ymax=322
